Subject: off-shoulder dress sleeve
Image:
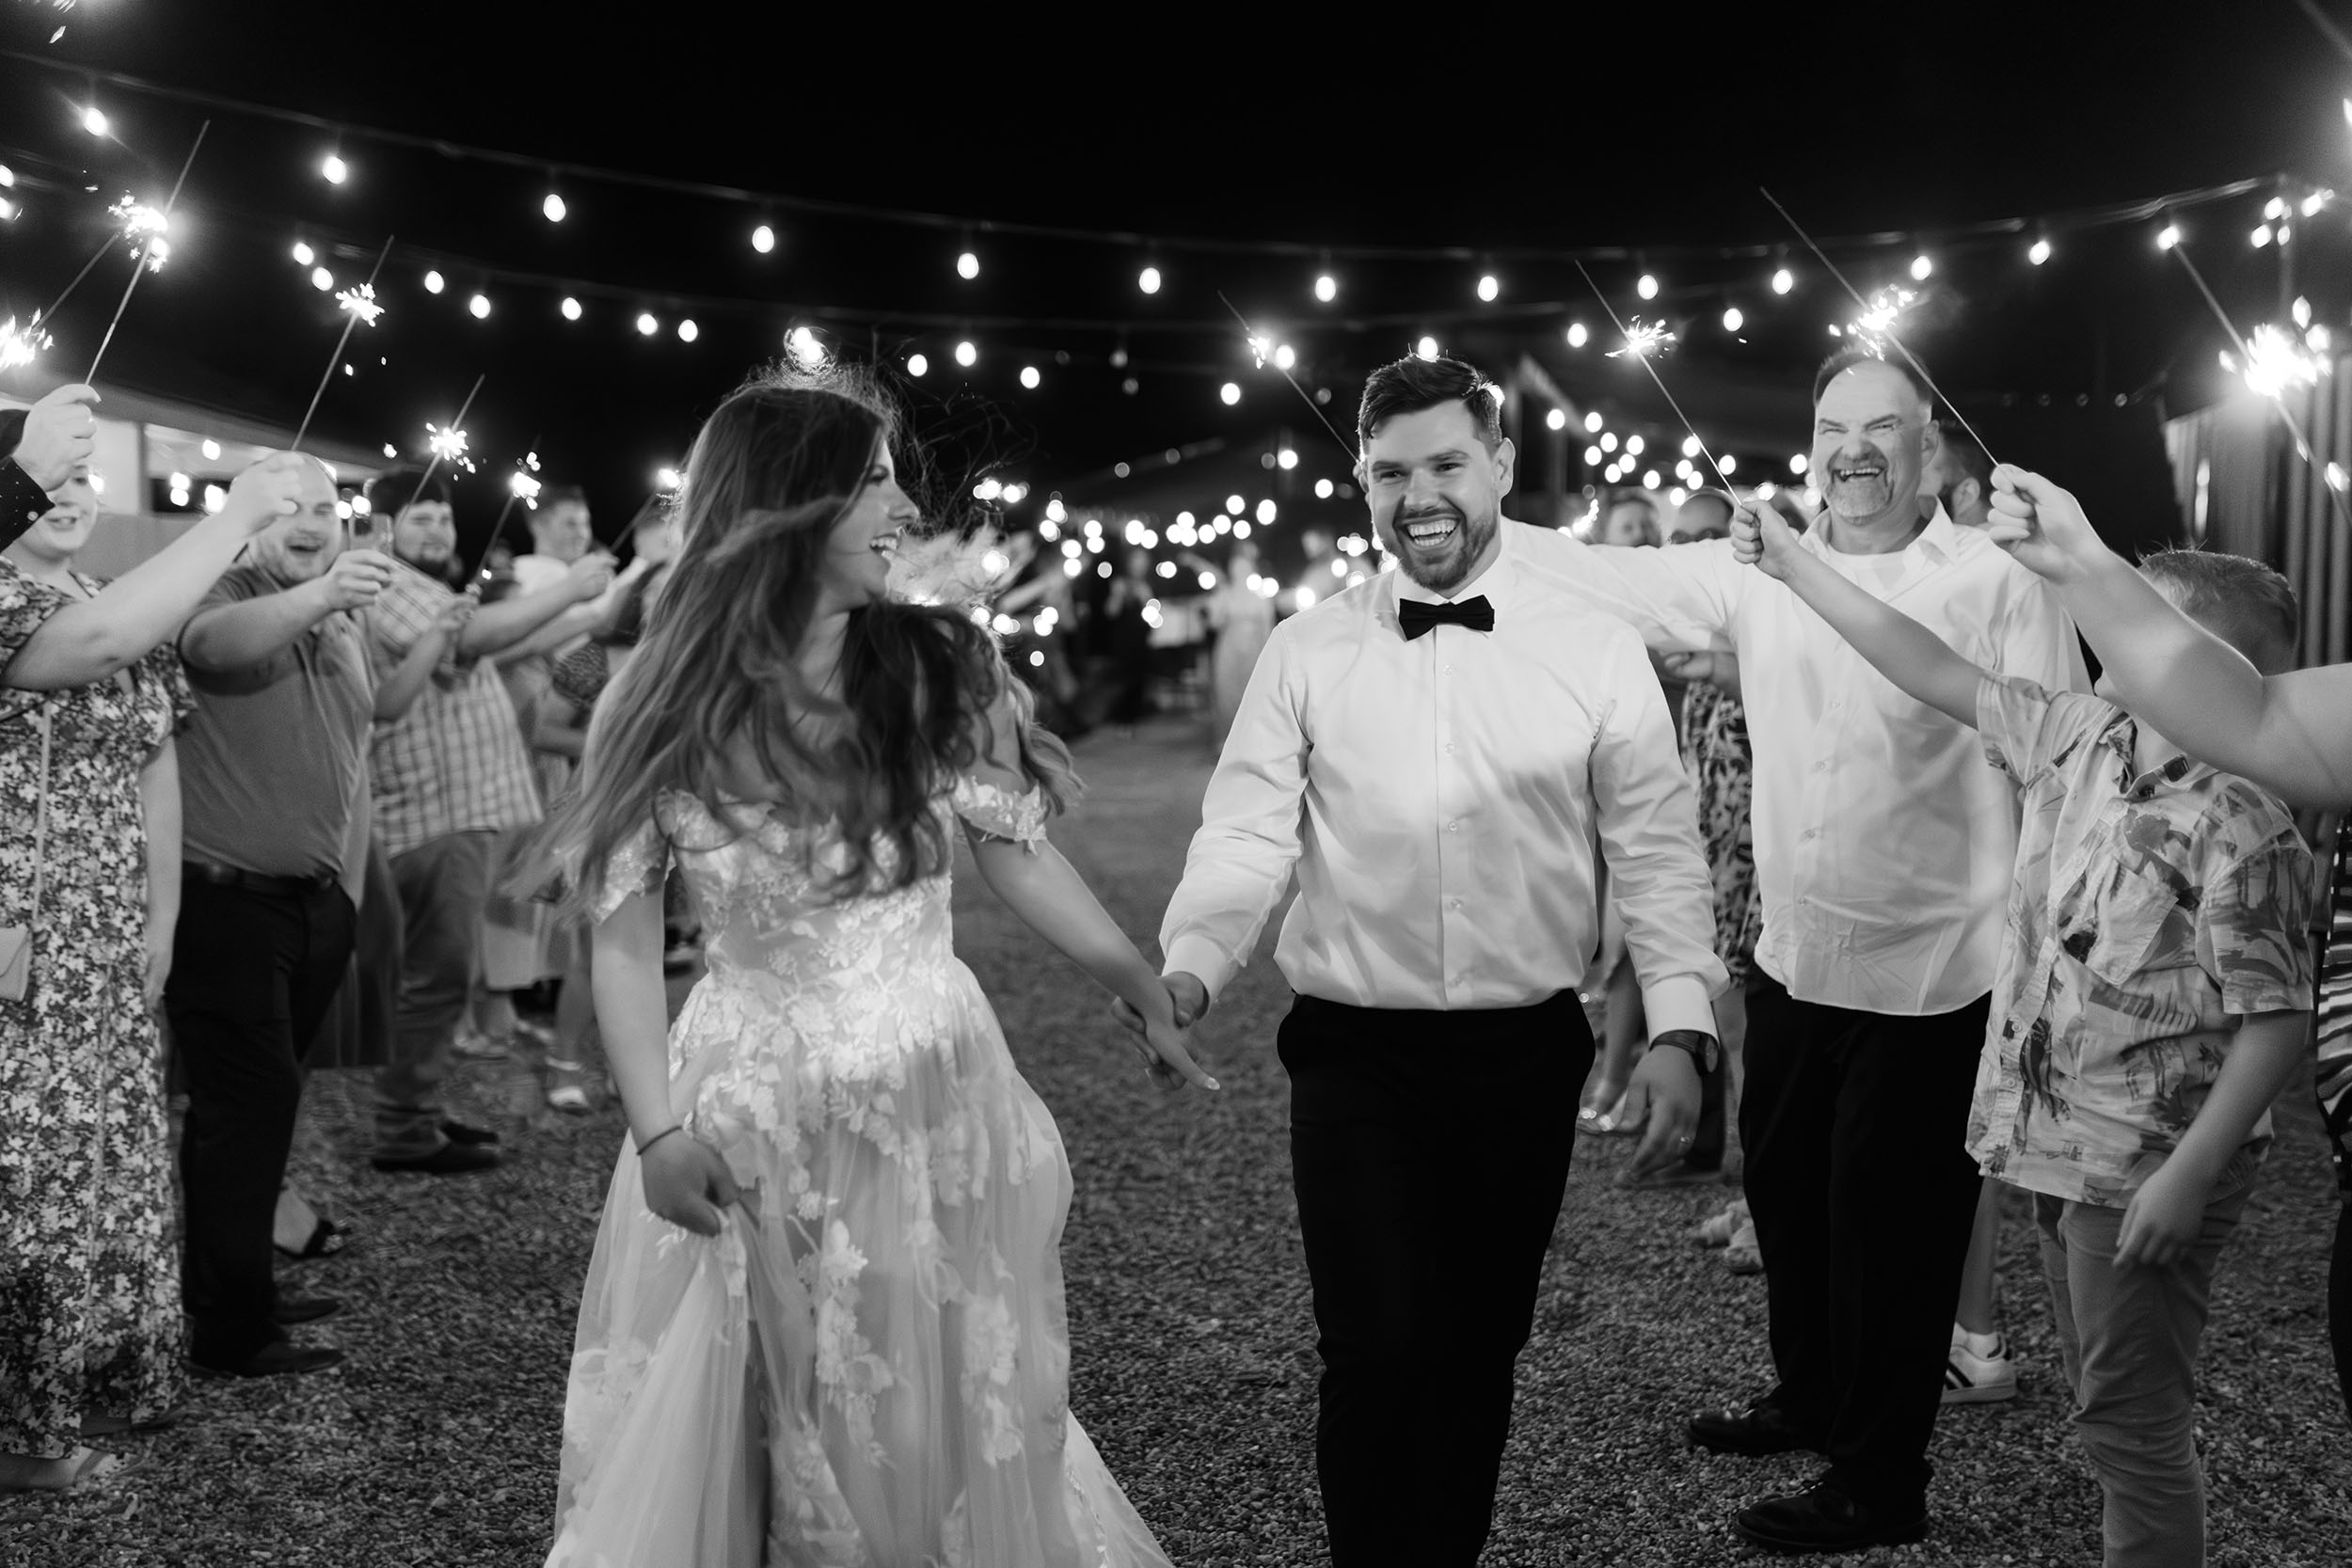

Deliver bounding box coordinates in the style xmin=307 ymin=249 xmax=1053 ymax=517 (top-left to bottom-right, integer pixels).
xmin=590 ymin=815 xmax=672 ymax=924
xmin=949 ymin=680 xmax=1052 ymax=850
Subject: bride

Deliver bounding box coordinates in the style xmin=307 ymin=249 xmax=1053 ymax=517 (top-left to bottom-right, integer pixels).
xmin=532 ymin=366 xmax=1212 ymax=1566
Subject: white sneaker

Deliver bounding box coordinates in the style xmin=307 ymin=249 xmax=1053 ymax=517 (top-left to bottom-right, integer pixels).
xmin=1943 ymin=1329 xmax=2017 ymax=1404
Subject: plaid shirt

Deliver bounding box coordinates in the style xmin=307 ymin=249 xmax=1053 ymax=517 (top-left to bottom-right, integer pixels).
xmin=364 ymin=559 xmax=540 ymax=858
xmin=1965 ymin=673 xmax=2313 ymax=1207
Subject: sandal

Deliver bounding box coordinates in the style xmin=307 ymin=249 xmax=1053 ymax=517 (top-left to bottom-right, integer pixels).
xmin=0 ymin=1445 xmax=121 ymax=1492
xmin=1724 ymin=1218 xmax=1764 ymax=1275
xmin=80 ymin=1404 xmax=188 ymax=1438
xmin=275 ymin=1216 xmax=354 ymax=1262
xmin=1688 ymin=1197 xmax=1750 ymax=1247
xmin=545 ymin=1057 xmax=593 ymax=1114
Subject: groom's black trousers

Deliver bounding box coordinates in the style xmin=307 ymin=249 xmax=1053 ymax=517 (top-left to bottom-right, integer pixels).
xmin=1279 ymin=989 xmax=1595 ymax=1567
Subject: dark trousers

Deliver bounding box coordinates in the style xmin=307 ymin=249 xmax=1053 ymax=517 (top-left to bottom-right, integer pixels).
xmin=1279 ymin=990 xmax=1595 ymax=1567
xmin=373 ymin=830 xmax=494 ymax=1155
xmin=2333 ymin=1200 xmax=2352 ymax=1430
xmin=165 ymin=875 xmax=357 ymax=1365
xmin=1739 ymin=973 xmax=1989 ymax=1511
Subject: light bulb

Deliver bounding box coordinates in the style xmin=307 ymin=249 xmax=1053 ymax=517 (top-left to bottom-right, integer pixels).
xmin=542 ymin=192 xmax=566 ymax=223
xmin=1583 ymin=411 xmax=1603 ymax=433
xmin=1566 ymin=322 xmax=1588 ymax=348
xmin=1415 ymin=336 xmax=1438 ymax=361
xmin=1020 ymin=365 xmax=1041 ymax=389
xmin=423 ymin=270 xmax=445 ymax=294
xmin=636 ymin=311 xmax=659 ymax=336
xmin=676 ymin=319 xmax=698 ymax=342
xmin=560 ymin=296 xmax=581 ymax=321
xmin=82 ymin=106 xmax=108 ymax=136
xmin=1910 ymin=254 xmax=1932 ymax=280
xmin=1722 ymin=307 xmax=1743 ymax=332
xmin=292 ymin=240 xmax=315 ymax=266
xmin=1314 ymin=273 xmax=1337 ymax=302
xmin=907 ymin=353 xmax=929 ymax=377
xmin=1636 ymin=274 xmax=1660 ymax=300
xmin=751 ymin=223 xmax=775 ymax=253
xmin=322 ymin=153 xmax=348 ymax=184
xmin=1476 ymin=274 xmax=1500 ymax=302
xmin=1138 ymin=265 xmax=1161 ymax=294
xmin=310 ymin=266 xmax=333 ymax=291
xmin=2028 ymin=237 xmax=2051 ymax=265
xmin=1772 ymin=266 xmax=1793 ymax=294
xmin=469 ymin=293 xmax=491 ymax=319
xmin=1220 ymin=382 xmax=1241 ymax=405
xmin=1278 ymin=448 xmax=1298 ymax=469
xmin=1546 ymin=408 xmax=1567 ymax=432
xmin=955 ymin=340 xmax=977 ymax=367
xmin=1274 ymin=344 xmax=1295 ymax=371
xmin=2252 ymin=225 xmax=2273 ymax=247
xmin=1315 ymin=478 xmax=1335 ymax=499
xmin=2156 ymin=224 xmax=2181 ymax=250
xmin=956 ymin=249 xmax=979 ymax=279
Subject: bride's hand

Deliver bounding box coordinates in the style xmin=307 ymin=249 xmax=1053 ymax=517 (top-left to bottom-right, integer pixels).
xmin=1139 ymin=1015 xmax=1219 ymax=1093
xmin=639 ymin=1132 xmax=741 ymax=1236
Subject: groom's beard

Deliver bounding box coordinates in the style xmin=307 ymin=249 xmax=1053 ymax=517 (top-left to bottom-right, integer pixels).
xmin=1390 ymin=500 xmax=1493 ymax=595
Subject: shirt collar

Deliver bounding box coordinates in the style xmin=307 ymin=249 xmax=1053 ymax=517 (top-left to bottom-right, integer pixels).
xmin=1389 ymin=515 xmax=1518 ymax=616
xmin=2095 ymin=707 xmax=2210 ymax=800
xmin=1802 ymin=500 xmax=1961 ymax=564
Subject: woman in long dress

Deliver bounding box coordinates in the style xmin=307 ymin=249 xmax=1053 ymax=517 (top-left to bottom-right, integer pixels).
xmin=1205 ymin=540 xmax=1274 ymax=752
xmin=533 ymin=368 xmax=1211 ymax=1566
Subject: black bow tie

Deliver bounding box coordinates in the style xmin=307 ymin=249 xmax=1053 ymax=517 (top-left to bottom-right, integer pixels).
xmin=1398 ymin=594 xmax=1496 ymax=641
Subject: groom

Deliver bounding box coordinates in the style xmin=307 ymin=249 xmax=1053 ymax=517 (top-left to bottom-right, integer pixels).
xmin=1122 ymin=354 xmax=1726 ymax=1563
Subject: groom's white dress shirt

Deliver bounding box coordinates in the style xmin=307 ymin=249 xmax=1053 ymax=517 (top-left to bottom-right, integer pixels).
xmin=1509 ymin=510 xmax=2087 ymax=1017
xmin=1161 ymin=519 xmax=1726 ymax=1032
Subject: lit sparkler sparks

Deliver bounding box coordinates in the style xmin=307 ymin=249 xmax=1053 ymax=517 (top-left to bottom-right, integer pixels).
xmin=426 ymin=423 xmax=469 ymax=463
xmin=336 ymin=282 xmax=383 ymax=326
xmin=1840 ymin=286 xmax=1917 ymax=354
xmin=0 ymin=314 xmax=53 ymax=372
xmin=108 ymin=195 xmax=170 ymax=270
xmin=507 ymin=468 xmax=542 ymax=505
xmin=2226 ymin=322 xmax=2330 ymax=401
xmin=1606 ymin=318 xmax=1676 ymax=360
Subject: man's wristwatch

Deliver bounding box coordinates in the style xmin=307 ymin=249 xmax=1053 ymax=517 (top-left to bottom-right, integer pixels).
xmin=1645 ymin=1028 xmax=1721 ymax=1074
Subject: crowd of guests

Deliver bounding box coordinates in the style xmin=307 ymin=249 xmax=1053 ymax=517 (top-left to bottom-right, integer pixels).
xmin=0 ymin=340 xmax=2346 ymax=1568
xmin=0 ymin=382 xmax=675 ymax=1488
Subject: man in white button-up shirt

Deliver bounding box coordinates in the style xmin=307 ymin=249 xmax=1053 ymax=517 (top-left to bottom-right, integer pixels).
xmin=1513 ymin=351 xmax=2087 ymax=1553
xmin=1140 ymin=356 xmax=1726 ymax=1566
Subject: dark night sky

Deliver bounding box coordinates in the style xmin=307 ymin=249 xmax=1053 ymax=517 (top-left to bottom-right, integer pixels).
xmin=5 ymin=2 xmax=2351 ymax=554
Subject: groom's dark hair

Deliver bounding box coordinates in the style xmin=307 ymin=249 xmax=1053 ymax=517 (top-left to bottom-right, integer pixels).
xmin=1358 ymin=355 xmax=1504 ymax=452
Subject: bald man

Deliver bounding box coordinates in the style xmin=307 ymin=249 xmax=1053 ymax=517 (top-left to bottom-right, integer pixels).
xmin=166 ymin=458 xmax=459 ymax=1378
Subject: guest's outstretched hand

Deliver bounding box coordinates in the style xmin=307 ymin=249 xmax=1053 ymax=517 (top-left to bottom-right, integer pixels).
xmin=1619 ymin=1042 xmax=1702 ymax=1179
xmin=311 ymin=547 xmax=395 ymax=612
xmin=640 ymin=1132 xmax=740 ymax=1237
xmin=15 ymin=384 xmax=101 ymax=490
xmin=1729 ymin=501 xmax=1802 ymax=580
xmin=1985 ymin=466 xmax=2110 ymax=585
xmin=226 ymin=452 xmax=310 ymax=532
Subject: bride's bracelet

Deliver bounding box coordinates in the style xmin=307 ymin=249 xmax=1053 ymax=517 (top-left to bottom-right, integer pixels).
xmin=636 ymin=1124 xmax=684 ymax=1156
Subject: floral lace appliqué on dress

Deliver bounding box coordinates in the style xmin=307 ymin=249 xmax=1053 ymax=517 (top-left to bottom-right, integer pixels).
xmin=545 ymin=748 xmax=1168 ymax=1567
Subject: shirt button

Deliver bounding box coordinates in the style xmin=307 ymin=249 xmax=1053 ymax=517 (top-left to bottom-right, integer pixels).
xmin=1811 ymin=760 xmax=1828 ymax=773
xmin=1446 ymin=820 xmax=1460 ymax=832
xmin=1800 ymin=828 xmax=1819 ymax=841
xmin=1443 ymin=665 xmax=1455 ymax=674
xmin=1450 ymin=897 xmax=1464 ymax=911
xmin=1444 ymin=743 xmax=1457 ymax=754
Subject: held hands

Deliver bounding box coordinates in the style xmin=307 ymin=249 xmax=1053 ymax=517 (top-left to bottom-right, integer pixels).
xmin=1108 ymin=972 xmax=1220 ymax=1092
xmin=1984 ymin=466 xmax=2109 ymax=585
xmin=310 ymin=547 xmax=395 ymax=612
xmin=428 ymin=596 xmax=477 ymax=641
xmin=2113 ymin=1159 xmax=2210 ymax=1270
xmin=225 ymin=452 xmax=310 ymax=534
xmin=142 ymin=921 xmax=171 ymax=1013
xmin=639 ymin=1130 xmax=741 ymax=1237
xmin=1618 ymin=1042 xmax=1702 ymax=1180
xmin=1729 ymin=501 xmax=1803 ymax=580
xmin=15 ymin=384 xmax=101 ymax=491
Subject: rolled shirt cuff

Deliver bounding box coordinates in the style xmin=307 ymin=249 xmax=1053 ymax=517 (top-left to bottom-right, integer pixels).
xmin=1161 ymin=933 xmax=1237 ymax=1004
xmin=1638 ymin=972 xmax=1723 ymax=1044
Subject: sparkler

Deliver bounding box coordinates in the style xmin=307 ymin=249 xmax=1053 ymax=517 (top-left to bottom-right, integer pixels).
xmin=85 ymin=120 xmax=210 ymax=383
xmin=1573 ymin=261 xmax=1741 ymax=501
xmin=1842 ymin=286 xmax=1917 ymax=354
xmin=291 ymin=236 xmax=394 ymax=451
xmin=2165 ymin=240 xmax=2352 ymax=526
xmin=1 ymin=314 xmax=53 ymax=373
xmin=1214 ymin=292 xmax=1360 ymax=463
xmin=1758 ymin=187 xmax=1996 ymax=461
xmin=1605 ymin=318 xmax=1676 ymax=360
xmin=107 ymin=196 xmax=170 ymax=269
xmin=471 ymin=441 xmax=542 ymax=583
xmin=398 ymin=374 xmax=485 ymax=558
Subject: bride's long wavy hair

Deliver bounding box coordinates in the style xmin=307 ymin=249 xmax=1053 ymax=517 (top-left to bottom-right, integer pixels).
xmin=534 ymin=364 xmax=1074 ymax=918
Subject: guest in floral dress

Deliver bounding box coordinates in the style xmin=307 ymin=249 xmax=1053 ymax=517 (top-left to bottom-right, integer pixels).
xmin=0 ymin=467 xmax=195 ymax=1490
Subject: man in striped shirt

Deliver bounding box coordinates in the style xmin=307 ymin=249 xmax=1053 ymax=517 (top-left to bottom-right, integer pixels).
xmin=363 ymin=467 xmax=612 ymax=1173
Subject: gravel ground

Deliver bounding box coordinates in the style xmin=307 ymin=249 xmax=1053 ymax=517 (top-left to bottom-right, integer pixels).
xmin=3 ymin=716 xmax=2346 ymax=1566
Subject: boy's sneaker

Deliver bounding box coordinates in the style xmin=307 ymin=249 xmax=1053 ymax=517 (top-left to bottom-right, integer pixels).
xmin=1943 ymin=1326 xmax=2016 ymax=1405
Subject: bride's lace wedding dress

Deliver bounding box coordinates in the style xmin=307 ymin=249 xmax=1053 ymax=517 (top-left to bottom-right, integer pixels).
xmin=545 ymin=725 xmax=1171 ymax=1567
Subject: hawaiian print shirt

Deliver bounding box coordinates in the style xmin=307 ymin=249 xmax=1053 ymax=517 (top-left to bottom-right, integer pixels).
xmin=1965 ymin=673 xmax=2314 ymax=1208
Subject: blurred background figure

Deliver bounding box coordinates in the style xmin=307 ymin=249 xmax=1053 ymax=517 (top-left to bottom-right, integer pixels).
xmin=1205 ymin=539 xmax=1275 ymax=752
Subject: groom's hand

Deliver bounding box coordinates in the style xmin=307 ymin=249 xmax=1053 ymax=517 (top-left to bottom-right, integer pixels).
xmin=1111 ymin=971 xmax=1210 ymax=1034
xmin=1621 ymin=1045 xmax=1701 ymax=1179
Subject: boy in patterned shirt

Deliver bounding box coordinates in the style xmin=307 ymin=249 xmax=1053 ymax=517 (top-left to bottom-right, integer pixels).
xmin=1734 ymin=494 xmax=2312 ymax=1568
